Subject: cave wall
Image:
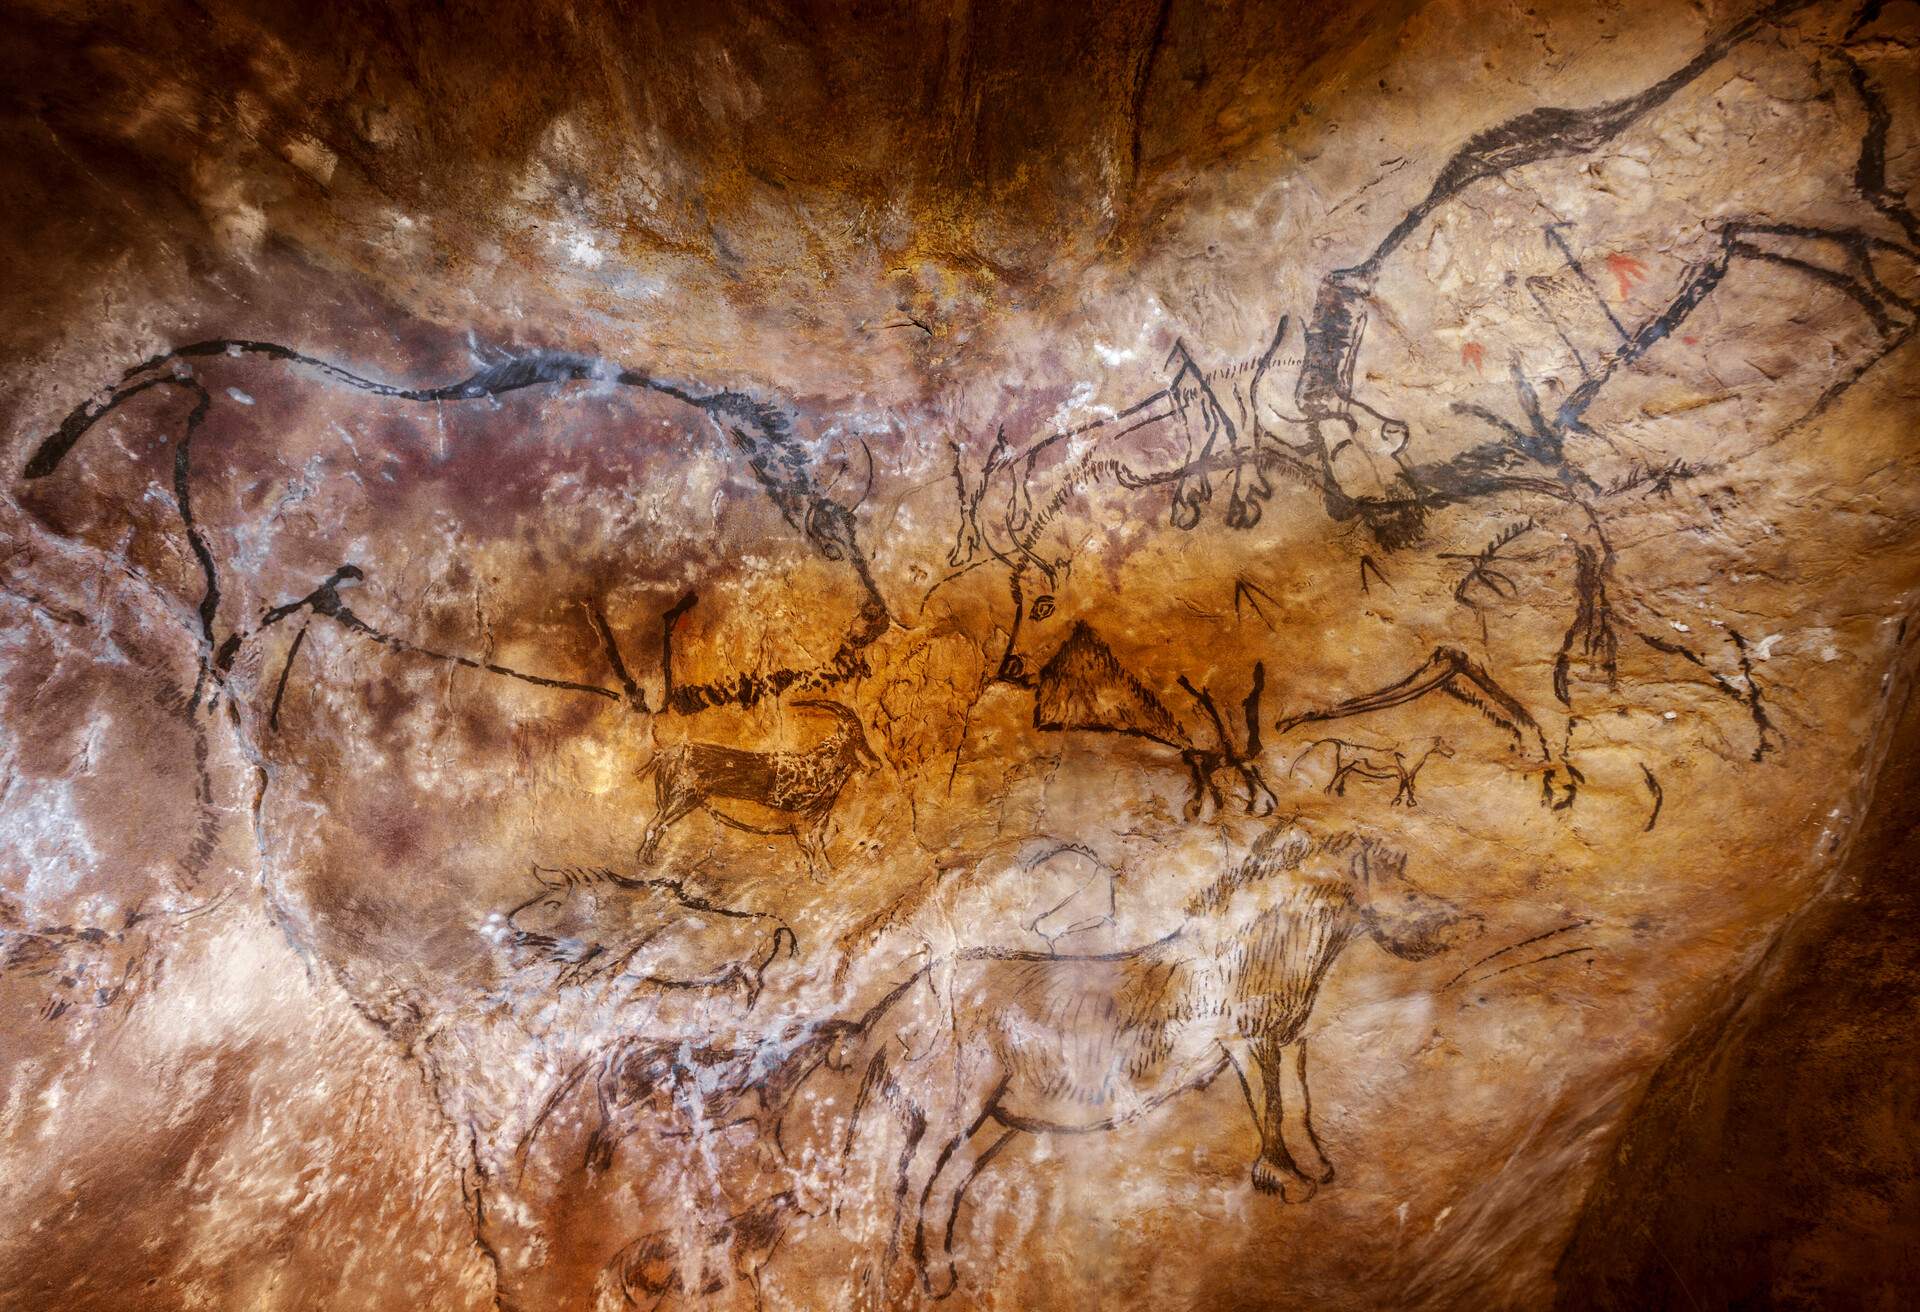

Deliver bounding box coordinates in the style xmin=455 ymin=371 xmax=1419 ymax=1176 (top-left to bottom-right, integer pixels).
xmin=1557 ymin=616 xmax=1920 ymax=1308
xmin=2 ymin=1 xmax=1919 ymax=1308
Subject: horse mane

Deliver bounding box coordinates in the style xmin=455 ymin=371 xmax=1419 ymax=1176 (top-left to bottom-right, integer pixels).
xmin=1183 ymin=825 xmax=1405 ymax=918
xmin=532 ymin=864 xmax=618 ymax=889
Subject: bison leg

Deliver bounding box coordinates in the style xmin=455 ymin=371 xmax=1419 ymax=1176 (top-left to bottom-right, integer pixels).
xmin=1222 ymin=1035 xmax=1315 ymax=1202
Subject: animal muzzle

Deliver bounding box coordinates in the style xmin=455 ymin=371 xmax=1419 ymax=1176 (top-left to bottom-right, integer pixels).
xmin=1373 ymin=896 xmax=1482 ymax=961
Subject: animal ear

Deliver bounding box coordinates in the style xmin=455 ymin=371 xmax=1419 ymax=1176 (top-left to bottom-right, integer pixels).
xmin=1278 ymin=827 xmax=1312 ymax=868
xmin=531 ymin=864 xmax=563 ymax=891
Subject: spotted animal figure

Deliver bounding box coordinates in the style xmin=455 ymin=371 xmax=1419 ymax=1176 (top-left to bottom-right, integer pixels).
xmin=636 ymin=700 xmax=881 ymax=879
xmin=779 ymin=822 xmax=1480 ymax=1296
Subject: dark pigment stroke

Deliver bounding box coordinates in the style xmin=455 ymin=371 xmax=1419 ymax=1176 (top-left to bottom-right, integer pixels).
xmin=22 ymin=339 xmax=893 ymax=717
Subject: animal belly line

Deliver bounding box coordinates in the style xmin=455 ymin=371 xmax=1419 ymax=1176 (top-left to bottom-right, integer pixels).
xmin=992 ymin=1055 xmax=1231 ymax=1135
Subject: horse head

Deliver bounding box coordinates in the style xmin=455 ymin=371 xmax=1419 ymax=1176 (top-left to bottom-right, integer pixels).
xmin=1349 ymin=843 xmax=1480 ymax=961
xmin=504 ymin=866 xmax=598 ymax=952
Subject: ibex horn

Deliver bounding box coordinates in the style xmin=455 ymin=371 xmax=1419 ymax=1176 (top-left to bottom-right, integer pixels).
xmin=791 ymin=699 xmax=880 ymax=766
xmin=790 ymin=698 xmax=860 ymax=724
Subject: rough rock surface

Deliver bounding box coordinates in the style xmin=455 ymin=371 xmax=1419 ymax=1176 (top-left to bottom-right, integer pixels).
xmin=2 ymin=1 xmax=1918 ymax=1307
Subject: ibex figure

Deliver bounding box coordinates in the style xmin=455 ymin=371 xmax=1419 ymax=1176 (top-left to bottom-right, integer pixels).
xmin=637 ymin=699 xmax=881 ymax=879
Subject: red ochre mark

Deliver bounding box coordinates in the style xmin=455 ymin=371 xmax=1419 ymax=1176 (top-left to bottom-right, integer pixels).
xmin=1605 ymin=252 xmax=1649 ymax=299
xmin=1683 ymin=335 xmax=1699 ymax=346
xmin=1461 ymin=341 xmax=1486 ymax=372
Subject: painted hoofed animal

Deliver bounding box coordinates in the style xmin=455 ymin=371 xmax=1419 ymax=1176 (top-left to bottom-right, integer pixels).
xmin=780 ymin=822 xmax=1479 ymax=1296
xmin=1293 ymin=736 xmax=1455 ymax=807
xmin=637 ymin=699 xmax=881 ymax=878
xmin=580 ymin=1021 xmax=859 ymax=1173
xmin=502 ymin=867 xmax=797 ymax=1004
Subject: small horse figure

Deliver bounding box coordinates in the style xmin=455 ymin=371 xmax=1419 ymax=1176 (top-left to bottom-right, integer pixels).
xmin=1292 ymin=737 xmax=1455 ymax=808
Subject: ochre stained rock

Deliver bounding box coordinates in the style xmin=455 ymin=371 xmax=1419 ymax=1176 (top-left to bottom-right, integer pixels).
xmin=3 ymin=0 xmax=1919 ymax=1307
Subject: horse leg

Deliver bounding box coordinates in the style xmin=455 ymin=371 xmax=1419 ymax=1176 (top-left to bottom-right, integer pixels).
xmin=1239 ymin=761 xmax=1278 ymax=816
xmin=740 ymin=928 xmax=788 ymax=1010
xmin=1203 ymin=761 xmax=1226 ymax=817
xmin=585 ymin=1046 xmax=627 ymax=1173
xmin=795 ymin=813 xmax=833 ymax=880
xmin=832 ymin=1045 xmax=910 ymax=1226
xmin=841 ymin=1048 xmax=892 ymax=1171
xmin=914 ymin=1081 xmax=1015 ymax=1299
xmin=1181 ymin=751 xmax=1211 ymax=821
xmin=878 ymin=1106 xmax=928 ymax=1290
xmin=1278 ymin=1038 xmax=1335 ymax=1184
xmin=1222 ymin=1036 xmax=1313 ymax=1201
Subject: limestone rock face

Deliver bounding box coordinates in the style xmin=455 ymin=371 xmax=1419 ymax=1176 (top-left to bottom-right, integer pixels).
xmin=3 ymin=1 xmax=1919 ymax=1307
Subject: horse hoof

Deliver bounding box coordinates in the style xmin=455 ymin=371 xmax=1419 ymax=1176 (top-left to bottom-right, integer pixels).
xmin=919 ymin=1261 xmax=960 ymax=1300
xmin=1253 ymin=1158 xmax=1318 ymax=1202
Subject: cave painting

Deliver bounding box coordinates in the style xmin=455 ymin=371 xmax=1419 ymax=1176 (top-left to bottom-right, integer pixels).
xmin=775 ymin=824 xmax=1481 ymax=1297
xmin=6 ymin=0 xmax=1918 ymax=1307
xmin=637 ymin=700 xmax=883 ymax=878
